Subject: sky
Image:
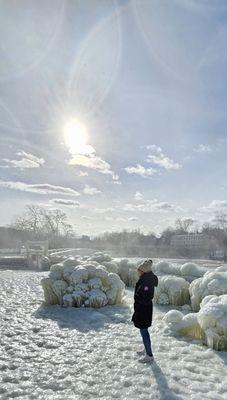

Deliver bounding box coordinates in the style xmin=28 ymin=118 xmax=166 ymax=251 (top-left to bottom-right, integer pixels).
xmin=1 ymin=0 xmax=227 ymax=236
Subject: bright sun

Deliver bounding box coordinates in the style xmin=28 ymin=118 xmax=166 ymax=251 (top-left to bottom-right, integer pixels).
xmin=63 ymin=119 xmax=88 ymax=155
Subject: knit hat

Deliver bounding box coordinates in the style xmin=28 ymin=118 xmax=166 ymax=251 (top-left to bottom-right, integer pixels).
xmin=138 ymin=259 xmax=153 ymax=273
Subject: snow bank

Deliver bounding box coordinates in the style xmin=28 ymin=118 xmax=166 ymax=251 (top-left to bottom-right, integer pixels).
xmin=164 ymin=294 xmax=227 ymax=351
xmin=153 ymin=275 xmax=190 ymax=306
xmin=41 ymin=259 xmax=125 ymax=308
xmin=189 ymin=270 xmax=227 ymax=311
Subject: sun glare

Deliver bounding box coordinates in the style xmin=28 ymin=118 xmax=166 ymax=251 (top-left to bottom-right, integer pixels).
xmin=63 ymin=119 xmax=89 ymax=155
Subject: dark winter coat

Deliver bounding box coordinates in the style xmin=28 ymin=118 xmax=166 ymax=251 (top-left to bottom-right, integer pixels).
xmin=131 ymin=271 xmax=158 ymax=329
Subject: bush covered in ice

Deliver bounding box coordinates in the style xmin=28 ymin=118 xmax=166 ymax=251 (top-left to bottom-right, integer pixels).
xmin=89 ymin=251 xmax=112 ymax=264
xmin=153 ymin=261 xmax=206 ymax=283
xmin=153 ymin=275 xmax=190 ymax=306
xmin=215 ymin=265 xmax=227 ymax=272
xmin=164 ymin=294 xmax=227 ymax=351
xmin=189 ymin=270 xmax=227 ymax=311
xmin=153 ymin=261 xmax=181 ymax=276
xmin=117 ymin=258 xmax=138 ymax=287
xmin=180 ymin=262 xmax=205 ymax=281
xmin=41 ymin=259 xmax=125 ymax=308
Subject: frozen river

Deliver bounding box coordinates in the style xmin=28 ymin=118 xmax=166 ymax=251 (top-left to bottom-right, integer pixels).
xmin=0 ymin=269 xmax=226 ymax=399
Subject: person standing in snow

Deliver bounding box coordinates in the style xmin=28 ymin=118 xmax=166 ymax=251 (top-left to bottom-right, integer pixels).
xmin=132 ymin=259 xmax=158 ymax=363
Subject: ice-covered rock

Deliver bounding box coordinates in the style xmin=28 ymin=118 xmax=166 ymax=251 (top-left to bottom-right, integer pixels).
xmin=189 ymin=271 xmax=227 ymax=311
xmin=41 ymin=260 xmax=125 ymax=308
xmin=164 ymin=294 xmax=227 ymax=351
xmin=154 ymin=275 xmax=190 ymax=306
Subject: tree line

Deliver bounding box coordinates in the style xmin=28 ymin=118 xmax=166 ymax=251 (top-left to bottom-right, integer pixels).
xmin=1 ymin=204 xmax=227 ymax=258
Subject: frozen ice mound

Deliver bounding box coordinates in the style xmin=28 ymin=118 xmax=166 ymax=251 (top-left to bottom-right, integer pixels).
xmin=153 ymin=275 xmax=190 ymax=306
xmin=189 ymin=270 xmax=227 ymax=311
xmin=164 ymin=295 xmax=227 ymax=351
xmin=180 ymin=262 xmax=205 ymax=281
xmin=153 ymin=261 xmax=206 ymax=283
xmin=153 ymin=261 xmax=181 ymax=276
xmin=86 ymin=252 xmax=119 ymax=274
xmin=89 ymin=251 xmax=112 ymax=263
xmin=41 ymin=258 xmax=125 ymax=308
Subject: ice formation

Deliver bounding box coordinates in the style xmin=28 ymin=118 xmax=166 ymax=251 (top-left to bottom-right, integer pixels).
xmin=41 ymin=258 xmax=125 ymax=308
xmin=89 ymin=251 xmax=112 ymax=264
xmin=153 ymin=261 xmax=206 ymax=282
xmin=86 ymin=252 xmax=119 ymax=274
xmin=164 ymin=294 xmax=227 ymax=351
xmin=189 ymin=270 xmax=227 ymax=311
xmin=153 ymin=275 xmax=190 ymax=306
xmin=153 ymin=261 xmax=181 ymax=276
xmin=180 ymin=262 xmax=205 ymax=281
xmin=117 ymin=258 xmax=138 ymax=287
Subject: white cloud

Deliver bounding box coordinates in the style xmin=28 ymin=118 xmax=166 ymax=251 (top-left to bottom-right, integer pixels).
xmin=125 ymin=164 xmax=157 ymax=178
xmin=83 ymin=185 xmax=101 ymax=195
xmin=0 ymin=180 xmax=80 ymax=196
xmin=50 ymin=199 xmax=80 ymax=206
xmin=91 ymin=207 xmax=115 ymax=214
xmin=2 ymin=151 xmax=45 ymax=169
xmin=146 ymin=145 xmax=181 ymax=170
xmin=193 ymin=144 xmax=212 ymax=153
xmin=128 ymin=217 xmax=138 ymax=221
xmin=69 ymin=153 xmax=119 ymax=181
xmin=77 ymin=171 xmax=88 ymax=177
xmin=146 ymin=145 xmax=162 ymax=153
xmin=123 ymin=199 xmax=181 ymax=213
xmin=147 ymin=154 xmax=181 ymax=170
xmin=134 ymin=191 xmax=144 ymax=201
xmin=200 ymin=200 xmax=227 ymax=213
xmin=81 ymin=215 xmax=94 ymax=220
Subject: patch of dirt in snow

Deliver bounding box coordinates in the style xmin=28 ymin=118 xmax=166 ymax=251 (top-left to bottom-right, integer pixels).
xmin=0 ymin=270 xmax=226 ymax=400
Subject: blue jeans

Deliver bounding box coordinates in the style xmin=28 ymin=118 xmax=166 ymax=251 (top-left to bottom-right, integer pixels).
xmin=140 ymin=328 xmax=152 ymax=356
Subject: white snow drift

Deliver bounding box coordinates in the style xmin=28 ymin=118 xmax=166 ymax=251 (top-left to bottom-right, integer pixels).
xmin=153 ymin=275 xmax=190 ymax=306
xmin=164 ymin=294 xmax=227 ymax=351
xmin=189 ymin=270 xmax=227 ymax=311
xmin=41 ymin=258 xmax=125 ymax=308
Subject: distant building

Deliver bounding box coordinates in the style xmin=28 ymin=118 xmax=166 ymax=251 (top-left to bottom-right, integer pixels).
xmin=170 ymin=233 xmax=208 ymax=250
xmin=25 ymin=240 xmax=49 ymax=269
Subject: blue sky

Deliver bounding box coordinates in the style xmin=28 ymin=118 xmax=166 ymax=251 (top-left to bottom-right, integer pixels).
xmin=1 ymin=0 xmax=227 ymax=235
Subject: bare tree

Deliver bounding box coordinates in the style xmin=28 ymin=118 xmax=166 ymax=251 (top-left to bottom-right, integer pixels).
xmin=175 ymin=218 xmax=195 ymax=233
xmin=11 ymin=204 xmax=73 ymax=246
xmin=213 ymin=212 xmax=227 ymax=231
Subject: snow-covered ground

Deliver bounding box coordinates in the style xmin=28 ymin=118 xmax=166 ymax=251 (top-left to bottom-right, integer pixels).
xmin=0 ymin=269 xmax=227 ymax=400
